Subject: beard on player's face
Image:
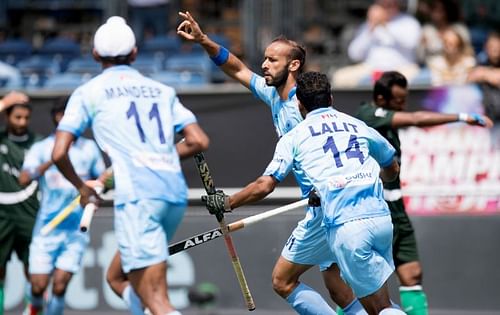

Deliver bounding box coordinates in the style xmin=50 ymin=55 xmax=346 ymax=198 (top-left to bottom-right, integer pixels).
xmin=266 ymin=64 xmax=290 ymax=88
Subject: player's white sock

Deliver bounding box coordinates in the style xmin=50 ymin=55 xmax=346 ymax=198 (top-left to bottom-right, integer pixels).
xmin=342 ymin=298 xmax=367 ymax=315
xmin=379 ymin=307 xmax=406 ymax=314
xmin=46 ymin=294 xmax=64 ymax=315
xmin=122 ymin=284 xmax=145 ymax=315
xmin=286 ymin=282 xmax=337 ymax=315
xmin=164 ymin=311 xmax=182 ymax=315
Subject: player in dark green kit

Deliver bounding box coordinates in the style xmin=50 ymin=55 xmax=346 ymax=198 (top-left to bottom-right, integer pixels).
xmin=0 ymin=91 xmax=41 ymax=315
xmin=355 ymin=71 xmax=493 ymax=315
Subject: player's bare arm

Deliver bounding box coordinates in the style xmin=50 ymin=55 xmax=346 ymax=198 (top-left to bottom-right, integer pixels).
xmin=52 ymin=130 xmax=99 ymax=206
xmin=176 ymin=123 xmax=209 ymax=159
xmin=229 ymin=175 xmax=278 ymax=209
xmin=177 ymin=11 xmax=253 ymax=88
xmin=391 ymin=111 xmax=494 ymax=129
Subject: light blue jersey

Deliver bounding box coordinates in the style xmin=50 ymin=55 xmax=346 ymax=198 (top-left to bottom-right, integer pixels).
xmin=58 ymin=65 xmax=197 ymax=205
xmin=264 ymin=107 xmax=395 ymax=227
xmin=249 ymin=73 xmax=312 ymax=197
xmin=22 ymin=135 xmax=105 ymax=230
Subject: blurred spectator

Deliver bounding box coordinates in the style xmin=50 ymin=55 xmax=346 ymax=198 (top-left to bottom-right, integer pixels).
xmin=417 ymin=0 xmax=470 ymax=64
xmin=468 ymin=31 xmax=500 ymax=122
xmin=426 ymin=25 xmax=476 ymax=86
xmin=128 ymin=0 xmax=171 ymax=44
xmin=461 ymin=0 xmax=500 ymax=54
xmin=331 ymin=0 xmax=421 ymax=87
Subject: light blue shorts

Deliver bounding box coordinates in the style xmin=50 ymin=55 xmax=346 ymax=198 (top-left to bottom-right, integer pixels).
xmin=114 ymin=199 xmax=186 ymax=273
xmin=29 ymin=227 xmax=89 ymax=274
xmin=327 ymin=215 xmax=395 ymax=298
xmin=281 ymin=206 xmax=337 ymax=271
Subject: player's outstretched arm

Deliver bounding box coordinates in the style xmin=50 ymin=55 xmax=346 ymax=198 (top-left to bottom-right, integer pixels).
xmin=229 ymin=175 xmax=278 ymax=209
xmin=392 ymin=111 xmax=494 ymax=129
xmin=177 ymin=11 xmax=253 ymax=88
xmin=176 ymin=123 xmax=209 ymax=159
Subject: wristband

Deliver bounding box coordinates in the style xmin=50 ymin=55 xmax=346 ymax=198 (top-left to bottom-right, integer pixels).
xmin=458 ymin=113 xmax=468 ymax=122
xmin=210 ymin=46 xmax=229 ymax=66
xmin=0 ymin=100 xmax=4 ymax=112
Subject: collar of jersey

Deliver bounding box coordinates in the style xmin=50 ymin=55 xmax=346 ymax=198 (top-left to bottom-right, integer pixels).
xmin=103 ymin=65 xmax=137 ymax=73
xmin=306 ymin=107 xmax=332 ymax=118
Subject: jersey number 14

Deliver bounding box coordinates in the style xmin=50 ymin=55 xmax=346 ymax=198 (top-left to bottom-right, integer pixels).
xmin=323 ymin=134 xmax=365 ymax=167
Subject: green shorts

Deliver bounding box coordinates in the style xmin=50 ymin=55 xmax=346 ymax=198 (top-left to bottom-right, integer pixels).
xmin=0 ymin=211 xmax=36 ymax=268
xmin=388 ymin=198 xmax=420 ymax=267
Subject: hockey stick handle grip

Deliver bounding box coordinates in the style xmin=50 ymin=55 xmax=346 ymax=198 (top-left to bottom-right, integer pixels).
xmin=79 ymin=186 xmax=104 ymax=233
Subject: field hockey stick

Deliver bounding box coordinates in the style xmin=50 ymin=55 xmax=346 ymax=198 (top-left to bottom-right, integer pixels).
xmin=194 ymin=153 xmax=256 ymax=311
xmin=79 ymin=185 xmax=104 ymax=232
xmin=169 ymin=198 xmax=308 ymax=255
xmin=40 ymin=195 xmax=81 ymax=236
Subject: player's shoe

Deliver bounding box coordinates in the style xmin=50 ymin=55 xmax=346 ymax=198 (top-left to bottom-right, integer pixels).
xmin=22 ymin=304 xmax=44 ymax=315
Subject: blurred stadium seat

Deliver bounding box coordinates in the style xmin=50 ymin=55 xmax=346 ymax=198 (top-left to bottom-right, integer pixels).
xmin=133 ymin=55 xmax=163 ymax=76
xmin=164 ymin=53 xmax=212 ymax=82
xmin=66 ymin=56 xmax=101 ymax=76
xmin=141 ymin=35 xmax=181 ymax=60
xmin=151 ymin=70 xmax=209 ymax=87
xmin=0 ymin=38 xmax=33 ymax=65
xmin=44 ymin=72 xmax=92 ymax=90
xmin=38 ymin=37 xmax=81 ymax=71
xmin=17 ymin=55 xmax=61 ymax=88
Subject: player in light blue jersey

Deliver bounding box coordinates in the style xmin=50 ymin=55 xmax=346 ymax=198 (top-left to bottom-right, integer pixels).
xmin=19 ymin=99 xmax=106 ymax=315
xmin=52 ymin=17 xmax=209 ymax=315
xmin=177 ymin=11 xmax=366 ymax=315
xmin=203 ymin=72 xmax=404 ymax=315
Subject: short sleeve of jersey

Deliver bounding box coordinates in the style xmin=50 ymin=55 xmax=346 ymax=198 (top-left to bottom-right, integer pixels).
xmin=263 ymin=133 xmax=295 ymax=182
xmin=172 ymin=96 xmax=197 ymax=134
xmin=355 ymin=102 xmax=395 ymax=129
xmin=22 ymin=141 xmax=43 ymax=176
xmin=366 ymin=126 xmax=396 ymax=167
xmin=57 ymin=88 xmax=91 ymax=137
xmin=249 ymin=73 xmax=275 ymax=108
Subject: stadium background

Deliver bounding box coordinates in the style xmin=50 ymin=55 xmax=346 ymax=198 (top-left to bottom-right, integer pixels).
xmin=1 ymin=0 xmax=500 ymax=314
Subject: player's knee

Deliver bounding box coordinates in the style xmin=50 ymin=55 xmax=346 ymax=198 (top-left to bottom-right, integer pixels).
xmin=31 ymin=279 xmax=47 ymax=296
xmin=52 ymin=281 xmax=68 ymax=296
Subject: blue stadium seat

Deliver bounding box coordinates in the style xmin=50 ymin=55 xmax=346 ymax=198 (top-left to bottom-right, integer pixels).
xmin=0 ymin=38 xmax=33 ymax=65
xmin=164 ymin=53 xmax=212 ymax=82
xmin=141 ymin=35 xmax=181 ymax=60
xmin=133 ymin=55 xmax=163 ymax=76
xmin=39 ymin=37 xmax=81 ymax=71
xmin=66 ymin=56 xmax=101 ymax=76
xmin=151 ymin=70 xmax=209 ymax=87
xmin=17 ymin=55 xmax=61 ymax=89
xmin=44 ymin=73 xmax=92 ymax=90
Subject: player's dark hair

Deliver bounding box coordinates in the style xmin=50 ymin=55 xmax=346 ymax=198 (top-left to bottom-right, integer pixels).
xmin=50 ymin=96 xmax=68 ymax=126
xmin=5 ymin=103 xmax=31 ymax=116
xmin=99 ymin=52 xmax=133 ymax=65
xmin=373 ymin=71 xmax=407 ymax=102
xmin=296 ymin=72 xmax=332 ymax=112
xmin=272 ymin=35 xmax=306 ymax=73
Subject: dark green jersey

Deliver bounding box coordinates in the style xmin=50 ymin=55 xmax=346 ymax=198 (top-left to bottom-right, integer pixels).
xmin=0 ymin=130 xmax=41 ymax=220
xmin=355 ymin=102 xmax=401 ymax=190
